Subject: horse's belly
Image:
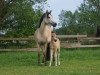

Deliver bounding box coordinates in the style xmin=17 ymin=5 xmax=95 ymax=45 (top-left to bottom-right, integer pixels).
xmin=36 ymin=36 xmax=46 ymax=43
xmin=39 ymin=37 xmax=51 ymax=43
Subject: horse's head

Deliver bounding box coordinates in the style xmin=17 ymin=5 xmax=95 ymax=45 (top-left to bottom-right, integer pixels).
xmin=39 ymin=10 xmax=57 ymax=28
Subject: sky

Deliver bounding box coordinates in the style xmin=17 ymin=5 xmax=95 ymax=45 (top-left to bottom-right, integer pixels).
xmin=44 ymin=0 xmax=83 ymax=27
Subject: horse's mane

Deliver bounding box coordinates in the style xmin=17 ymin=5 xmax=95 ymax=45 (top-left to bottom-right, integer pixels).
xmin=38 ymin=12 xmax=50 ymax=28
xmin=38 ymin=13 xmax=46 ymax=28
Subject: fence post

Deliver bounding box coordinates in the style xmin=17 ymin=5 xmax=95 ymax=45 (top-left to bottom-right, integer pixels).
xmin=77 ymin=33 xmax=81 ymax=46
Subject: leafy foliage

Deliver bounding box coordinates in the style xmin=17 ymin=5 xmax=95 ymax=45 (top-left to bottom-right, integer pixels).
xmin=0 ymin=0 xmax=47 ymax=37
xmin=57 ymin=0 xmax=100 ymax=36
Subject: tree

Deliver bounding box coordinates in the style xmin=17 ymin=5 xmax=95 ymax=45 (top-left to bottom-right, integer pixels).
xmin=78 ymin=0 xmax=100 ymax=36
xmin=0 ymin=0 xmax=7 ymax=28
xmin=57 ymin=0 xmax=100 ymax=36
xmin=58 ymin=10 xmax=82 ymax=35
xmin=0 ymin=0 xmax=47 ymax=37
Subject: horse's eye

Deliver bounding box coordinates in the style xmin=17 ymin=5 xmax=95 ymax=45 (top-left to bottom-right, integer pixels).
xmin=52 ymin=36 xmax=53 ymax=37
xmin=47 ymin=16 xmax=50 ymax=18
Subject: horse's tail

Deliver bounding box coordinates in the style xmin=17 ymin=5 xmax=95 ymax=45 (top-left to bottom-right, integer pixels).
xmin=46 ymin=43 xmax=50 ymax=61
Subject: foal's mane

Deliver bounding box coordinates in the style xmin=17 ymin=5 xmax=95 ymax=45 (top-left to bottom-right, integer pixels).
xmin=38 ymin=12 xmax=50 ymax=28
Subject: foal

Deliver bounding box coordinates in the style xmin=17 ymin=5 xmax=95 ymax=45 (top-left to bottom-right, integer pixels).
xmin=49 ymin=32 xmax=60 ymax=66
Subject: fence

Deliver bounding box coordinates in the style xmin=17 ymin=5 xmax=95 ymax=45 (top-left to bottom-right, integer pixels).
xmin=0 ymin=34 xmax=100 ymax=51
xmin=57 ymin=35 xmax=100 ymax=48
xmin=0 ymin=36 xmax=35 ymax=51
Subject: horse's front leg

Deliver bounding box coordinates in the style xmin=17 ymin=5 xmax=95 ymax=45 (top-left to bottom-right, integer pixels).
xmin=40 ymin=46 xmax=45 ymax=64
xmin=43 ymin=43 xmax=48 ymax=66
xmin=37 ymin=43 xmax=40 ymax=65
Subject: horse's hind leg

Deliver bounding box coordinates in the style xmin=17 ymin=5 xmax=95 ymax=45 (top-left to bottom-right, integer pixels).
xmin=42 ymin=44 xmax=47 ymax=66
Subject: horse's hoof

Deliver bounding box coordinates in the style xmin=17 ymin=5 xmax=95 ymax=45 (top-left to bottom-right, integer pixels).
xmin=49 ymin=64 xmax=51 ymax=67
xmin=55 ymin=64 xmax=57 ymax=66
xmin=38 ymin=64 xmax=41 ymax=66
xmin=45 ymin=64 xmax=47 ymax=66
xmin=58 ymin=62 xmax=60 ymax=65
xmin=41 ymin=63 xmax=44 ymax=64
xmin=49 ymin=65 xmax=51 ymax=67
xmin=38 ymin=62 xmax=41 ymax=66
xmin=42 ymin=60 xmax=44 ymax=63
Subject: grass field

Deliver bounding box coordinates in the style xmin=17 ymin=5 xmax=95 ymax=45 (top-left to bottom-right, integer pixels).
xmin=0 ymin=48 xmax=100 ymax=75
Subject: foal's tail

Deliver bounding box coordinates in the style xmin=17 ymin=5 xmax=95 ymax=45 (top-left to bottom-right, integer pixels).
xmin=46 ymin=43 xmax=50 ymax=61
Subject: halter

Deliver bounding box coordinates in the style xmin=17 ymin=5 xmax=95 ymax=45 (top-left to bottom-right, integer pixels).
xmin=45 ymin=22 xmax=53 ymax=26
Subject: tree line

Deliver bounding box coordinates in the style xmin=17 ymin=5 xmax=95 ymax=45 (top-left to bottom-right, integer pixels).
xmin=0 ymin=0 xmax=100 ymax=37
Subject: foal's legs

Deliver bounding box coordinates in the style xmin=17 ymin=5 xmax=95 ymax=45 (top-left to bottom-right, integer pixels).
xmin=54 ymin=49 xmax=57 ymax=66
xmin=58 ymin=48 xmax=60 ymax=65
xmin=49 ymin=48 xmax=53 ymax=67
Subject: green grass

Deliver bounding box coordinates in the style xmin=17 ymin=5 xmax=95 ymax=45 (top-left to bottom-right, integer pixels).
xmin=0 ymin=48 xmax=100 ymax=75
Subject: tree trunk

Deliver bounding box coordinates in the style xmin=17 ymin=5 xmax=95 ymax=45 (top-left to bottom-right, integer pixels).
xmin=96 ymin=26 xmax=100 ymax=37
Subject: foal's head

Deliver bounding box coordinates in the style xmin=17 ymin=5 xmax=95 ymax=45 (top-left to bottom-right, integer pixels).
xmin=39 ymin=10 xmax=57 ymax=28
xmin=51 ymin=31 xmax=57 ymax=42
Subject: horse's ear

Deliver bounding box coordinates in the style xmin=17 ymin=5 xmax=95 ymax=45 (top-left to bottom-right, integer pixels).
xmin=50 ymin=10 xmax=52 ymax=14
xmin=46 ymin=10 xmax=48 ymax=13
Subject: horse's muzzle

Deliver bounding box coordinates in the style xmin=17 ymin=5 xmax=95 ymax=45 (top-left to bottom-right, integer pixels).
xmin=52 ymin=23 xmax=57 ymax=27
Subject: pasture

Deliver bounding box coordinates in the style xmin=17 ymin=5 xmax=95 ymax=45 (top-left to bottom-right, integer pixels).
xmin=0 ymin=48 xmax=100 ymax=75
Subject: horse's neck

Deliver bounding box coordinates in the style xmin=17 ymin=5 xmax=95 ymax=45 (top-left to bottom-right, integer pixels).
xmin=38 ymin=22 xmax=52 ymax=42
xmin=39 ymin=22 xmax=52 ymax=34
xmin=39 ymin=22 xmax=45 ymax=33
